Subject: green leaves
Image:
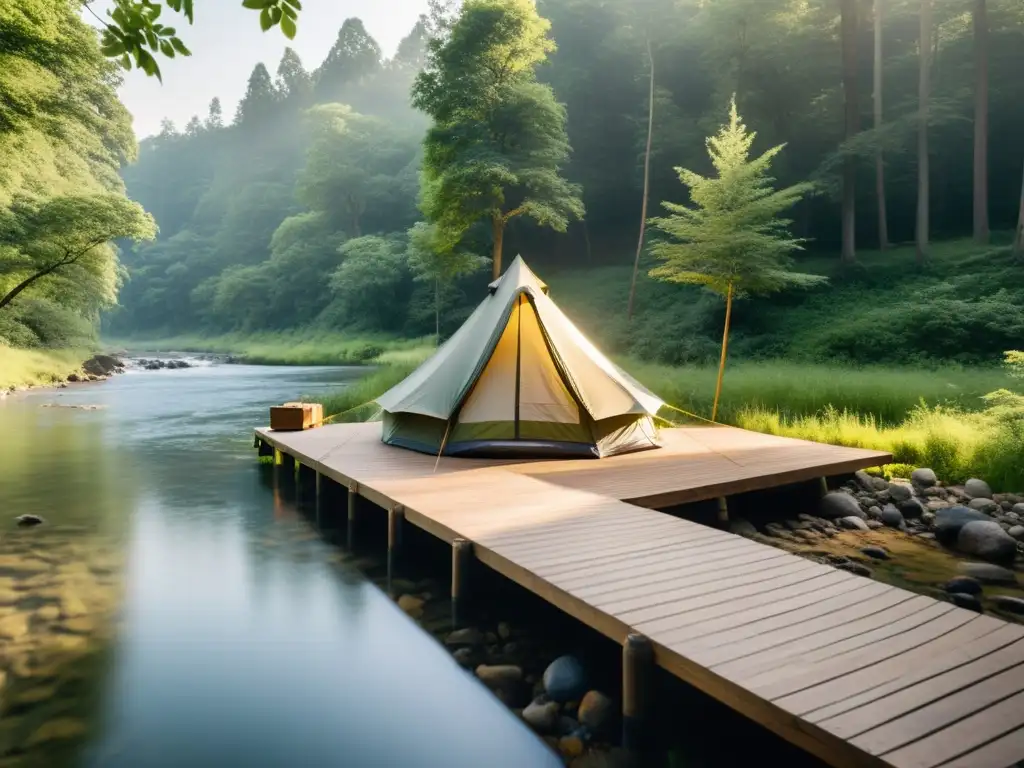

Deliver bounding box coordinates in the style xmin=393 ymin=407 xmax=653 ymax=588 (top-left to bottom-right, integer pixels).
xmin=648 ymin=96 xmax=820 ymax=299
xmin=96 ymin=0 xmax=302 ymax=78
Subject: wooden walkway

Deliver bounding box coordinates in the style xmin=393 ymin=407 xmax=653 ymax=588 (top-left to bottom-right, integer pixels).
xmin=254 ymin=422 xmax=1024 ymax=768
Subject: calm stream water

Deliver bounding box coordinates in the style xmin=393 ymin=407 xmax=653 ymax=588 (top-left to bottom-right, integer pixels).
xmin=0 ymin=361 xmax=562 ymax=768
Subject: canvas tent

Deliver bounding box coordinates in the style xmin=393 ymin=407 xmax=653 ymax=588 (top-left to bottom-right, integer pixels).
xmin=375 ymin=256 xmax=664 ymax=459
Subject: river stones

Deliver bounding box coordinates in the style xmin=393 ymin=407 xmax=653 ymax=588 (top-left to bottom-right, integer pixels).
xmin=820 ymin=492 xmax=865 ymax=520
xmin=879 ymin=505 xmax=905 ymax=529
xmin=965 ymin=478 xmax=993 ymax=499
xmin=944 ymin=576 xmax=983 ymax=596
xmin=957 ymin=521 xmax=1018 ymax=565
xmin=968 ymin=498 xmax=1000 ymax=514
xmin=958 ymin=561 xmax=1017 ymax=585
xmin=949 ymin=593 xmax=983 ymax=612
xmin=577 ymin=690 xmax=614 ymax=735
xmin=445 ymin=627 xmax=484 ymax=646
xmin=934 ymin=507 xmax=992 ymax=546
xmin=15 ymin=515 xmax=45 ymax=528
xmin=888 ymin=483 xmax=913 ymax=503
xmin=543 ymin=655 xmax=587 ymax=703
xmin=911 ymin=468 xmax=938 ymax=488
xmin=396 ymin=594 xmax=425 ymax=617
xmin=991 ymin=596 xmax=1024 ymax=615
xmin=0 ymin=612 xmax=30 ymax=640
xmin=523 ymin=697 xmax=560 ymax=732
xmin=860 ymin=546 xmax=889 ymax=560
xmin=476 ymin=664 xmax=523 ymax=689
xmin=839 ymin=516 xmax=869 ymax=531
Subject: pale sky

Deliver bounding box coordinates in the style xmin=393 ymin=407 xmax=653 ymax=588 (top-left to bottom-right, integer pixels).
xmin=87 ymin=0 xmax=430 ymax=139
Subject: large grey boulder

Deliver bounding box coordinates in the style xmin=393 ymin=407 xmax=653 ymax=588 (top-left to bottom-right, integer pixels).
xmin=853 ymin=470 xmax=876 ymax=492
xmin=911 ymin=467 xmax=938 ymax=488
xmin=839 ymin=516 xmax=870 ymax=531
xmin=820 ymin=492 xmax=865 ymax=520
xmin=934 ymin=506 xmax=993 ymax=546
xmin=964 ymin=478 xmax=993 ymax=499
xmin=957 ymin=521 xmax=1018 ymax=564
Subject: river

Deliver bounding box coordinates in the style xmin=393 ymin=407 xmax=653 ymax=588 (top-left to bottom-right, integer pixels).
xmin=0 ymin=361 xmax=562 ymax=767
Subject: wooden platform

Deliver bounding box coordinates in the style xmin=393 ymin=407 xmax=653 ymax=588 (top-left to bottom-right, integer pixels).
xmin=255 ymin=422 xmax=1024 ymax=768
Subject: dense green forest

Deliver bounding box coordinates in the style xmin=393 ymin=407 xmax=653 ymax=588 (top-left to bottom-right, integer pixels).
xmin=3 ymin=0 xmax=1024 ymax=368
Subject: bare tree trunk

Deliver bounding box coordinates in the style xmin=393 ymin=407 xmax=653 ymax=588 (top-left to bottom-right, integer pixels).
xmin=582 ymin=220 xmax=593 ymax=263
xmin=973 ymin=0 xmax=990 ymax=244
xmin=711 ymin=282 xmax=734 ymax=423
xmin=491 ymin=216 xmax=504 ymax=280
xmin=916 ymin=0 xmax=931 ymax=264
xmin=627 ymin=35 xmax=655 ymax=322
xmin=1014 ymin=158 xmax=1024 ymax=258
xmin=873 ymin=0 xmax=889 ymax=250
xmin=840 ymin=0 xmax=859 ymax=263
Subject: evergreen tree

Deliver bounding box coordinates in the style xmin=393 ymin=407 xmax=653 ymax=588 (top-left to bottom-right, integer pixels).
xmin=275 ymin=47 xmax=312 ymax=107
xmin=413 ymin=0 xmax=584 ymax=280
xmin=205 ymin=97 xmax=223 ymax=129
xmin=314 ymin=18 xmax=383 ymax=103
xmin=234 ymin=63 xmax=277 ymax=126
xmin=184 ymin=115 xmax=202 ymax=136
xmin=648 ymin=98 xmax=823 ymax=420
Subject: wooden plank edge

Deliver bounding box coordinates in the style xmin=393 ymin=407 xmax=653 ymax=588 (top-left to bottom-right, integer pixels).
xmin=627 ymin=452 xmax=893 ymax=509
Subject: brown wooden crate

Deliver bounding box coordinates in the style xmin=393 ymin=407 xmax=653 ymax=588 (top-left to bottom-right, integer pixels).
xmin=270 ymin=403 xmax=323 ymax=431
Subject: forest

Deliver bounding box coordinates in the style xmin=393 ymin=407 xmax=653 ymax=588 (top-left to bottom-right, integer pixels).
xmin=1 ymin=0 xmax=1023 ymax=370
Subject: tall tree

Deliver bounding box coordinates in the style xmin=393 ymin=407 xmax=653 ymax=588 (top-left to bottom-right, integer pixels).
xmin=298 ymin=105 xmax=419 ymax=238
xmin=839 ymin=0 xmax=859 ymax=263
xmin=916 ymin=0 xmax=931 ymax=263
xmin=627 ymin=34 xmax=655 ymax=322
xmin=275 ymin=47 xmax=312 ymax=107
xmin=873 ymin=0 xmax=889 ymax=249
xmin=0 ymin=195 xmax=156 ymax=312
xmin=407 ymin=221 xmax=486 ymax=343
xmin=972 ymin=0 xmax=989 ymax=244
xmin=314 ymin=18 xmax=383 ymax=103
xmin=234 ymin=63 xmax=277 ymax=126
xmin=413 ymin=0 xmax=583 ymax=280
xmin=648 ymin=98 xmax=822 ymax=421
xmin=205 ymin=97 xmax=223 ymax=129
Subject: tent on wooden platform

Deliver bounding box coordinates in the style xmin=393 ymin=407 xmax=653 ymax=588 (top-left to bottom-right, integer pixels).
xmin=375 ymin=256 xmax=664 ymax=459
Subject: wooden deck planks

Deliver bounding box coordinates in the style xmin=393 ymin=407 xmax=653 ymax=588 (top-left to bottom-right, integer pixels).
xmin=254 ymin=422 xmax=1024 ymax=768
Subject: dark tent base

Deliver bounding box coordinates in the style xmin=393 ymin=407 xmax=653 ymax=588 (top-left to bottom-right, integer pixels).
xmin=384 ymin=436 xmax=602 ymax=460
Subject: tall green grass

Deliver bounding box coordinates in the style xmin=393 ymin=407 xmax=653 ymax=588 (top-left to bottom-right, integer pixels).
xmin=319 ymin=363 xmax=421 ymax=421
xmin=107 ymin=331 xmax=434 ymax=367
xmin=626 ymin=359 xmax=1012 ymax=425
xmin=0 ymin=345 xmax=87 ymax=390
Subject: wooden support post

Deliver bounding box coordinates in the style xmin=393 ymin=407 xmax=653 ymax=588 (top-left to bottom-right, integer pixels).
xmin=716 ymin=496 xmax=729 ymax=527
xmin=296 ymin=462 xmax=315 ymax=505
xmin=257 ymin=439 xmax=273 ymax=457
xmin=387 ymin=504 xmax=405 ymax=590
xmin=820 ymin=476 xmax=830 ymax=497
xmin=451 ymin=538 xmax=473 ymax=627
xmin=622 ymin=633 xmax=654 ymax=754
xmin=314 ymin=471 xmax=323 ymax=526
xmin=346 ymin=482 xmax=359 ymax=549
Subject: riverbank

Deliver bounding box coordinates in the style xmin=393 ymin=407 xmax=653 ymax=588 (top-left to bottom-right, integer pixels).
xmin=106 ymin=332 xmax=434 ymax=367
xmin=0 ymin=346 xmax=100 ymax=395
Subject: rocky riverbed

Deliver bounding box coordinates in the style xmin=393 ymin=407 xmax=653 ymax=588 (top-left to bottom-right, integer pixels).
xmin=0 ymin=525 xmax=124 ymax=766
xmin=730 ymin=468 xmax=1024 ymax=622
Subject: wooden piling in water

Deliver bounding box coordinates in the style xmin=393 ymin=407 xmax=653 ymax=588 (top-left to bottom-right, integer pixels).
xmin=387 ymin=504 xmax=404 ymax=583
xmin=346 ymin=482 xmax=359 ymax=547
xmin=819 ymin=476 xmax=829 ymax=496
xmin=715 ymin=496 xmax=729 ymax=526
xmin=622 ymin=633 xmax=654 ymax=755
xmin=314 ymin=471 xmax=323 ymax=525
xmin=451 ymin=537 xmax=472 ymax=625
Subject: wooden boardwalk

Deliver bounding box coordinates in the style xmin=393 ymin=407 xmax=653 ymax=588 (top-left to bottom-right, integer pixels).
xmin=255 ymin=422 xmax=1024 ymax=768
